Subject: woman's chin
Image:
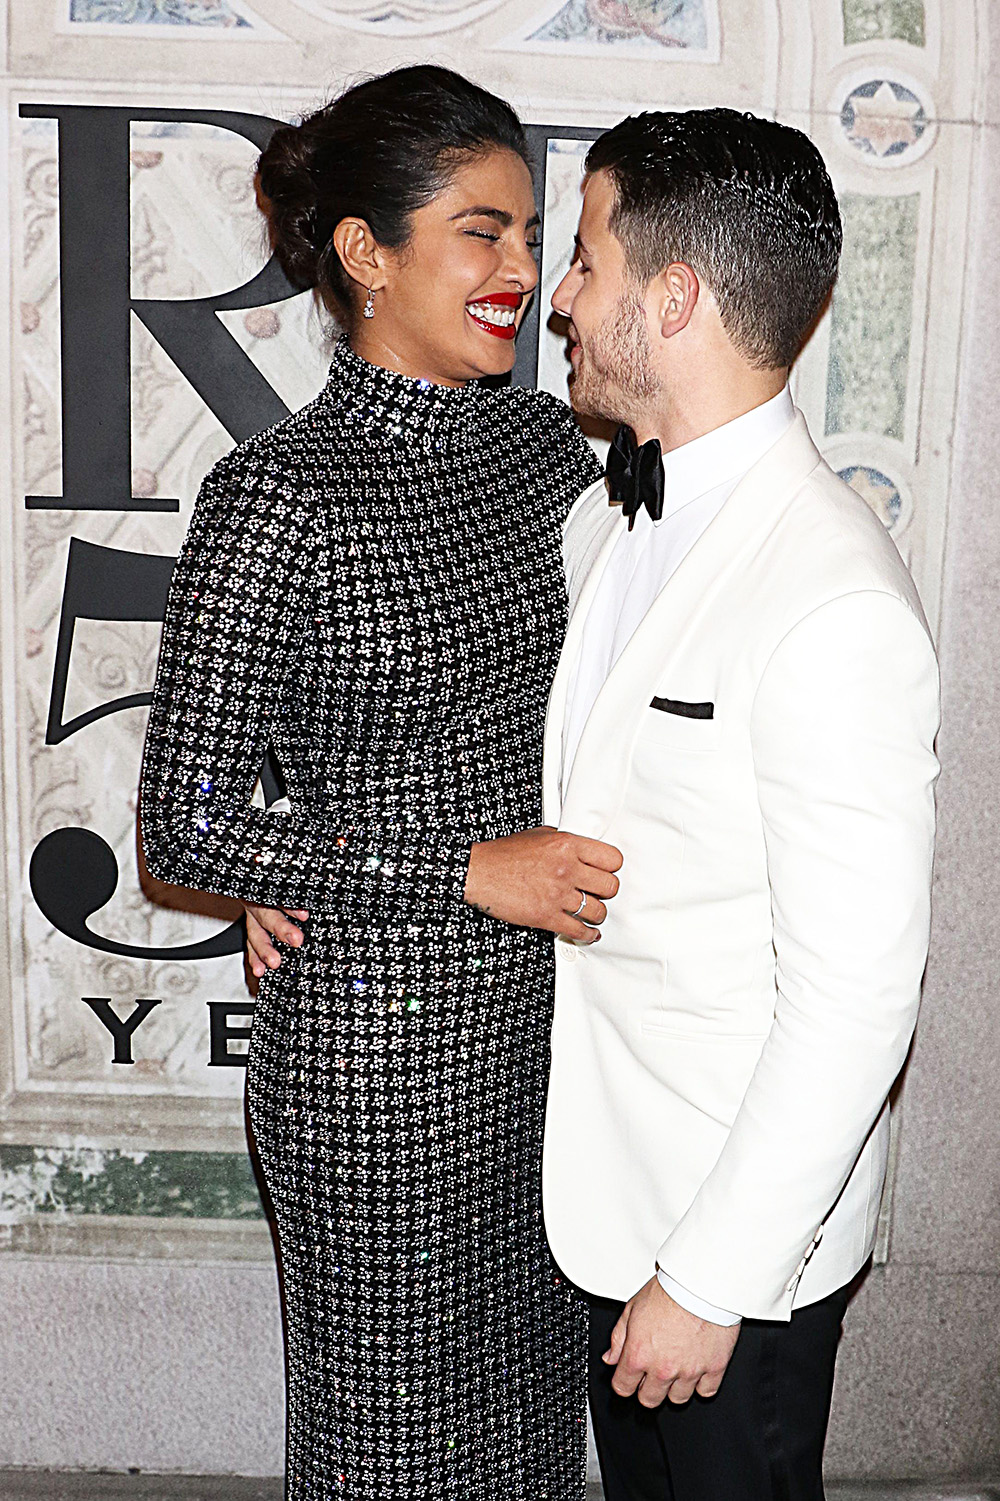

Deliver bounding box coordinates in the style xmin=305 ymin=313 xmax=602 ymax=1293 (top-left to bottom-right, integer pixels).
xmin=431 ymin=327 xmax=518 ymax=383
xmin=470 ymin=336 xmax=518 ymax=378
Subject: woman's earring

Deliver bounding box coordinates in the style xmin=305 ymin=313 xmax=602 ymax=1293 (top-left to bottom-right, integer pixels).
xmin=363 ymin=288 xmax=375 ymax=320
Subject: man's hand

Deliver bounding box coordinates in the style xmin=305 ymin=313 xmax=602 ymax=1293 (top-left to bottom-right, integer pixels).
xmin=244 ymin=904 xmax=308 ymax=978
xmin=464 ymin=826 xmax=622 ymax=942
xmin=604 ymin=1277 xmax=740 ymax=1408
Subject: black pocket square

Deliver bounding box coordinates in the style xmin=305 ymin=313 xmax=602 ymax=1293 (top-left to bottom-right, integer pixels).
xmin=650 ymin=697 xmax=714 ymax=720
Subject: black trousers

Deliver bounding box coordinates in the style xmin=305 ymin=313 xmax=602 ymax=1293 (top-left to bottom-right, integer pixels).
xmin=587 ymin=1284 xmax=849 ymax=1501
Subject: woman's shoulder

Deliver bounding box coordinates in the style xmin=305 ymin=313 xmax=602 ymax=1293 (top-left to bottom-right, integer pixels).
xmin=182 ymin=407 xmax=343 ymax=571
xmin=204 ymin=403 xmax=326 ymax=490
xmin=496 ymin=384 xmax=603 ymax=487
xmin=498 ymin=383 xmax=578 ymax=431
xmin=195 ymin=398 xmax=346 ymax=528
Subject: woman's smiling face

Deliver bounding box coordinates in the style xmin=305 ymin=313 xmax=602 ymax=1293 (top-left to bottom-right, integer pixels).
xmin=350 ymin=149 xmax=541 ymax=386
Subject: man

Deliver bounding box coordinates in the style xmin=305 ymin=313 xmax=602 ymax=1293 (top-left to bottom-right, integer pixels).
xmin=537 ymin=109 xmax=939 ymax=1498
xmin=245 ymin=107 xmax=939 ymax=1500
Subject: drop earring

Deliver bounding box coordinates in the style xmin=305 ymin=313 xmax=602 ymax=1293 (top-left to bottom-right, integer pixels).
xmin=363 ymin=288 xmax=375 ymax=320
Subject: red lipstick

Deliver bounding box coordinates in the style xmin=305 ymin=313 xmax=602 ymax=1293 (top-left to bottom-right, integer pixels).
xmin=465 ymin=290 xmax=523 ymax=341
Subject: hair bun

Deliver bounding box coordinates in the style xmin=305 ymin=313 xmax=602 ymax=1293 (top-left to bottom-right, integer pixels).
xmin=257 ymin=120 xmax=323 ymax=291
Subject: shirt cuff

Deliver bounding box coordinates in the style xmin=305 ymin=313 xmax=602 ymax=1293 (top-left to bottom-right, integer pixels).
xmin=655 ymin=1267 xmax=742 ymax=1326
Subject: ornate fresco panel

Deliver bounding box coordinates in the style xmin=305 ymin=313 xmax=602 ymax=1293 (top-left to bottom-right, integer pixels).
xmin=842 ymin=0 xmax=926 ymax=46
xmin=0 ymin=0 xmax=984 ymax=1255
xmin=826 ymin=190 xmax=921 ymax=441
xmin=505 ymin=0 xmax=720 ymax=59
xmin=62 ymin=0 xmax=286 ymax=36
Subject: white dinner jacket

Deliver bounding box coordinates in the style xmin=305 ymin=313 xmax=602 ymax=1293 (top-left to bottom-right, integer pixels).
xmin=541 ymin=412 xmax=940 ymax=1321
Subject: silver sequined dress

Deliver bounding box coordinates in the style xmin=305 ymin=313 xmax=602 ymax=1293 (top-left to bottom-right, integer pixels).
xmin=141 ymin=340 xmax=603 ymax=1500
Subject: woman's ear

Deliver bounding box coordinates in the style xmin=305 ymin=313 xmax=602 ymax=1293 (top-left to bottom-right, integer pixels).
xmin=655 ymin=261 xmax=700 ymax=339
xmin=331 ymin=217 xmax=387 ymax=292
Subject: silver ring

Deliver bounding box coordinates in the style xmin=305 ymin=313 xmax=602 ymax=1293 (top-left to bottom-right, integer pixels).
xmin=572 ymin=891 xmax=587 ymax=918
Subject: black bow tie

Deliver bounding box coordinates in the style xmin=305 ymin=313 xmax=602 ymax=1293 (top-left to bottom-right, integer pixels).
xmin=605 ymin=425 xmax=664 ymax=531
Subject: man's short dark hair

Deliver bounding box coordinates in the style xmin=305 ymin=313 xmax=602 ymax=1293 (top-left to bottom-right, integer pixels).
xmin=585 ymin=108 xmax=842 ymax=370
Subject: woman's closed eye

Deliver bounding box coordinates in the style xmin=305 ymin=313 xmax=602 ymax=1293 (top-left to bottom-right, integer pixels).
xmin=464 ymin=230 xmax=542 ymax=256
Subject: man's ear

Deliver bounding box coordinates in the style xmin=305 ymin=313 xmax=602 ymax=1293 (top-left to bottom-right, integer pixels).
xmin=331 ymin=217 xmax=387 ymax=292
xmin=654 ymin=261 xmax=700 ymax=339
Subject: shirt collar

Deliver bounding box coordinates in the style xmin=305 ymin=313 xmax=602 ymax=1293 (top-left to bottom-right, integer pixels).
xmin=652 ymin=385 xmax=795 ymax=525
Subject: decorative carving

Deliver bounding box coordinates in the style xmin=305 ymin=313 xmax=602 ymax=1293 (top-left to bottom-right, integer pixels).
xmin=283 ymin=0 xmax=510 ymax=37
xmin=841 ymin=78 xmax=930 ymax=162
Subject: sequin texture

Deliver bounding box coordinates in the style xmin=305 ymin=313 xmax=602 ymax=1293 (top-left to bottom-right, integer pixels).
xmin=141 ymin=341 xmax=603 ymax=1500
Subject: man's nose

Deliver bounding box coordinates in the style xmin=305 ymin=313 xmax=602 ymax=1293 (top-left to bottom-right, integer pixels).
xmin=551 ymin=266 xmax=576 ymax=316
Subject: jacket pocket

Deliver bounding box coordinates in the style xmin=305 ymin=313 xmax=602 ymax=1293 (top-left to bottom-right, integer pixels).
xmin=636 ymin=707 xmax=720 ymax=753
xmin=650 ymin=696 xmax=714 ymax=719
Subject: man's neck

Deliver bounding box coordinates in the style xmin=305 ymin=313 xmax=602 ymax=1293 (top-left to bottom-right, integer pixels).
xmin=632 ymin=365 xmax=789 ymax=453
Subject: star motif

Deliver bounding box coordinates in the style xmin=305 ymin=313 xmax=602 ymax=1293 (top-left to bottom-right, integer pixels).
xmin=846 ymin=81 xmax=924 ymax=157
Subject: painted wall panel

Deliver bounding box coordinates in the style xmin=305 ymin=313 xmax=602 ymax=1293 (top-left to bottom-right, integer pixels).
xmin=0 ymin=0 xmax=993 ymax=1478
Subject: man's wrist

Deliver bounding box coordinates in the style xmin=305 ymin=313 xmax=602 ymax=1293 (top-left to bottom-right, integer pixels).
xmin=655 ymin=1265 xmax=742 ymax=1327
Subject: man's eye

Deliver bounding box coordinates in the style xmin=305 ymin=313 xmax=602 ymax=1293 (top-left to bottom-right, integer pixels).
xmin=527 ymin=240 xmax=542 ymax=254
xmin=466 ymin=229 xmax=500 ymax=242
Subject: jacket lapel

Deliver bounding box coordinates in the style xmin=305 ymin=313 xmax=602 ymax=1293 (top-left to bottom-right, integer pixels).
xmin=542 ymin=481 xmax=622 ymax=825
xmin=559 ymin=413 xmax=823 ymax=837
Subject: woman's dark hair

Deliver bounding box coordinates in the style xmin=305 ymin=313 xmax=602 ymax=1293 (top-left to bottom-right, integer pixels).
xmin=257 ymin=66 xmax=530 ymax=325
xmin=585 ymin=109 xmax=843 ymax=370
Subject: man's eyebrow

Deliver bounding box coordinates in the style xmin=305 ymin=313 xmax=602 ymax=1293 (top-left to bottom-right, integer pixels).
xmin=449 ymin=206 xmax=542 ymax=231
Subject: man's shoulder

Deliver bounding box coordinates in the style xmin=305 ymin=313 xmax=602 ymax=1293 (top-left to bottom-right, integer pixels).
xmin=779 ymin=449 xmax=927 ymax=625
xmin=734 ymin=410 xmax=927 ymax=642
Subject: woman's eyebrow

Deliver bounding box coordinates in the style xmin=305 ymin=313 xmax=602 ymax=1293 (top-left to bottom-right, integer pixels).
xmin=449 ymin=207 xmax=542 ymax=230
xmin=450 ymin=205 xmax=513 ymax=225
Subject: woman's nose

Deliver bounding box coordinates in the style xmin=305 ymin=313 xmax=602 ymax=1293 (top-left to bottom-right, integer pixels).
xmin=508 ymin=238 xmax=540 ymax=294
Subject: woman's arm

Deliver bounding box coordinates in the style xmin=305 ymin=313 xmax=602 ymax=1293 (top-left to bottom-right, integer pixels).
xmin=140 ymin=452 xmax=471 ymax=921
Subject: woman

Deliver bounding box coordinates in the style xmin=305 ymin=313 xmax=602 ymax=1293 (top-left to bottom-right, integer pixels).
xmin=140 ymin=65 xmax=620 ymax=1501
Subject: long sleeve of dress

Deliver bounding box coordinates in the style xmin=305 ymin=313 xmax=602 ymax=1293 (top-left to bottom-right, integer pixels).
xmin=140 ymin=455 xmax=473 ymax=919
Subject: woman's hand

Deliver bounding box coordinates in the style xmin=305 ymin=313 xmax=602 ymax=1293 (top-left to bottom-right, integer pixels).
xmin=244 ymin=903 xmax=309 ymax=978
xmin=464 ymin=826 xmax=622 ymax=941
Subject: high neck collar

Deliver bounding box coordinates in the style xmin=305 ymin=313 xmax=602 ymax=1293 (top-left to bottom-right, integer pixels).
xmin=318 ymin=338 xmax=488 ymax=446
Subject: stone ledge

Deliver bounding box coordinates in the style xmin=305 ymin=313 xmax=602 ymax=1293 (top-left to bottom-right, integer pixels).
xmin=590 ymin=1489 xmax=1000 ymax=1501
xmin=824 ymin=1491 xmax=1000 ymax=1501
xmin=1 ymin=1476 xmax=998 ymax=1501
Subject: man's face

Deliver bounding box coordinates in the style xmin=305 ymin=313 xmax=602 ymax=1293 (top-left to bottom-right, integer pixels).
xmin=551 ymin=169 xmax=659 ymax=424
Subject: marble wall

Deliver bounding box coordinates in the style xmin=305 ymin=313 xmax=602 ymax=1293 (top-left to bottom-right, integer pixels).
xmin=1 ymin=0 xmax=997 ymax=1481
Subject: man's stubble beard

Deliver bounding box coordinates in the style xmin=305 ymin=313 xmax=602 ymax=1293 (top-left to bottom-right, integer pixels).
xmin=569 ymin=290 xmax=659 ymax=426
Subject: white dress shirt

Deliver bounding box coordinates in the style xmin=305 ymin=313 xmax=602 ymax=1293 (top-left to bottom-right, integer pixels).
xmin=561 ymin=385 xmax=795 ymax=1325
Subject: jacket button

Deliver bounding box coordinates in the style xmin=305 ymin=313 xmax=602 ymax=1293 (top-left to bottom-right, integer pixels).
xmin=556 ymin=940 xmax=578 ymax=964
